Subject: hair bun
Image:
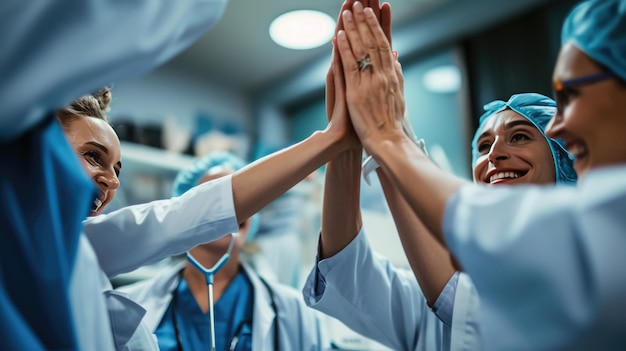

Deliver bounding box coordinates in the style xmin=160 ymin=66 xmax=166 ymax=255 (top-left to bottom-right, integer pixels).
xmin=93 ymin=87 xmax=112 ymax=112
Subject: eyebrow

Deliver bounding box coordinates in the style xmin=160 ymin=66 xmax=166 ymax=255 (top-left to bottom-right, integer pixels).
xmin=477 ymin=119 xmax=536 ymax=140
xmin=504 ymin=119 xmax=535 ymax=131
xmin=86 ymin=141 xmax=123 ymax=170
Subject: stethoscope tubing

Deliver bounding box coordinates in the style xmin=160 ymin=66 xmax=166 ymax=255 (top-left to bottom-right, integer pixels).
xmin=172 ymin=232 xmax=280 ymax=351
xmin=186 ymin=233 xmax=237 ymax=351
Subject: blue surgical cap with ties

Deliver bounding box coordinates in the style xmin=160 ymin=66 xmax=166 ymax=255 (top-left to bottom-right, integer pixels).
xmin=562 ymin=0 xmax=626 ymax=82
xmin=471 ymin=93 xmax=577 ymax=184
xmin=172 ymin=151 xmax=260 ymax=240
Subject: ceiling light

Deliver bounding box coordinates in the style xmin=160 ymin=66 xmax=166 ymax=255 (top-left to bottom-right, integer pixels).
xmin=422 ymin=65 xmax=462 ymax=93
xmin=270 ymin=10 xmax=335 ymax=50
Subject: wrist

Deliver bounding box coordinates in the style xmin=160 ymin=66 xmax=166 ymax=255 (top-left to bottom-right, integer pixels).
xmin=364 ymin=131 xmax=410 ymax=160
xmin=362 ymin=137 xmax=427 ymax=185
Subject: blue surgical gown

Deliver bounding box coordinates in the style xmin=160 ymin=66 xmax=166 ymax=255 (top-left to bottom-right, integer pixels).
xmin=0 ymin=116 xmax=96 ymax=350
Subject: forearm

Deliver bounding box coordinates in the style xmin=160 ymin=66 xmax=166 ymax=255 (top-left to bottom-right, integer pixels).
xmin=370 ymin=135 xmax=467 ymax=244
xmin=84 ymin=175 xmax=238 ymax=277
xmin=377 ymin=169 xmax=456 ymax=305
xmin=319 ymin=149 xmax=363 ymax=259
xmin=232 ymin=129 xmax=345 ymax=224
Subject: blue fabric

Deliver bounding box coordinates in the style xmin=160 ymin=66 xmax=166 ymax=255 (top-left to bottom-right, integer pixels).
xmin=156 ymin=270 xmax=254 ymax=351
xmin=154 ymin=304 xmax=178 ymax=351
xmin=471 ymin=93 xmax=577 ymax=184
xmin=562 ymin=0 xmax=626 ymax=82
xmin=172 ymin=151 xmax=259 ymax=241
xmin=0 ymin=116 xmax=96 ymax=349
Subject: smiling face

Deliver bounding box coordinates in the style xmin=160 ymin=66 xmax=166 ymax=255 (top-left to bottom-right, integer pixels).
xmin=473 ymin=109 xmax=556 ymax=185
xmin=62 ymin=116 xmax=122 ymax=216
xmin=546 ymin=43 xmax=626 ymax=177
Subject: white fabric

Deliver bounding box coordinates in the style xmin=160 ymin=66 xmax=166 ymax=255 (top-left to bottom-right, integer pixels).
xmin=84 ymin=175 xmax=237 ymax=277
xmin=0 ymin=0 xmax=227 ymax=142
xmin=69 ymin=237 xmax=118 ymax=350
xmin=449 ymin=273 xmax=482 ymax=351
xmin=302 ymin=229 xmax=481 ymax=351
xmin=72 ymin=175 xmax=238 ymax=350
xmin=120 ymin=261 xmax=328 ymax=351
xmin=444 ymin=165 xmax=626 ymax=350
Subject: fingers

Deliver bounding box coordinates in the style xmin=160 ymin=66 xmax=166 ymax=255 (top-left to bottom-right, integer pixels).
xmin=362 ymin=6 xmax=394 ymax=73
xmin=352 ymin=2 xmax=380 ymax=74
xmin=336 ymin=29 xmax=358 ymax=77
xmin=393 ymin=60 xmax=406 ymax=117
xmin=335 ymin=0 xmax=356 ymax=34
xmin=340 ymin=9 xmax=368 ymax=75
xmin=341 ymin=1 xmax=394 ymax=76
xmin=325 ymin=57 xmax=335 ymax=121
xmin=333 ymin=45 xmax=346 ymax=95
xmin=332 ymin=44 xmax=346 ymax=118
xmin=393 ymin=59 xmax=404 ymax=92
xmin=363 ymin=0 xmax=381 ymax=25
xmin=381 ymin=2 xmax=392 ymax=46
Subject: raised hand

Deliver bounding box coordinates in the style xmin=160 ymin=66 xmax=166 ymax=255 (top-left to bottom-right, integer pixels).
xmin=336 ymin=1 xmax=406 ymax=152
xmin=326 ymin=0 xmax=391 ymax=151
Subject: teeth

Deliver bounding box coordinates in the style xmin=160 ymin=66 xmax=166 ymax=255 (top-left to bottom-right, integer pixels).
xmin=94 ymin=198 xmax=102 ymax=211
xmin=490 ymin=171 xmax=520 ymax=183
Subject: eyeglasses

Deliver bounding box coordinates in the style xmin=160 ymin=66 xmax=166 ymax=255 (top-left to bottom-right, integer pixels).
xmin=553 ymin=71 xmax=616 ymax=114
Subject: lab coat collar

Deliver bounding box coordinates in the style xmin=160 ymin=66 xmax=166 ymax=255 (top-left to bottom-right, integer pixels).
xmin=242 ymin=262 xmax=277 ymax=351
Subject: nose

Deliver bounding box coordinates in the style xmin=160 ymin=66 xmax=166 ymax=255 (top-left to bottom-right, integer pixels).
xmin=545 ymin=113 xmax=561 ymax=139
xmin=487 ymin=137 xmax=510 ymax=164
xmin=95 ymin=169 xmax=120 ymax=190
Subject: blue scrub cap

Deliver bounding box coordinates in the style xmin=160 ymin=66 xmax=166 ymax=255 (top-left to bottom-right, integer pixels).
xmin=172 ymin=151 xmax=260 ymax=241
xmin=562 ymin=0 xmax=626 ymax=81
xmin=471 ymin=93 xmax=577 ymax=184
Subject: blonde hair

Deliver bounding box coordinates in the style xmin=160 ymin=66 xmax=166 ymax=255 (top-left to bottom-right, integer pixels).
xmin=57 ymin=87 xmax=112 ymax=127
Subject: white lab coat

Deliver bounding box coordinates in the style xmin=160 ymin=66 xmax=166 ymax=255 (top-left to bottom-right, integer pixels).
xmin=444 ymin=165 xmax=626 ymax=350
xmin=73 ymin=175 xmax=239 ymax=350
xmin=302 ymin=230 xmax=481 ymax=351
xmin=120 ymin=261 xmax=328 ymax=351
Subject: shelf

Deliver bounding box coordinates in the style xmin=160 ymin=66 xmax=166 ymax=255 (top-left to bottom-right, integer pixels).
xmin=120 ymin=141 xmax=195 ymax=175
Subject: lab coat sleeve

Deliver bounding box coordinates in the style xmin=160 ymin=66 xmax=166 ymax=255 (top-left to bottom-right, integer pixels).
xmin=0 ymin=0 xmax=227 ymax=142
xmin=448 ymin=273 xmax=482 ymax=351
xmin=432 ymin=271 xmax=460 ymax=326
xmin=442 ymin=167 xmax=626 ymax=350
xmin=83 ymin=174 xmax=239 ymax=277
xmin=303 ymin=229 xmax=444 ymax=351
xmin=270 ymin=283 xmax=329 ymax=351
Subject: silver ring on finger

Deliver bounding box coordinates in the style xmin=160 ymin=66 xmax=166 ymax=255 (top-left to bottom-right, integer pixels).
xmin=358 ymin=54 xmax=372 ymax=72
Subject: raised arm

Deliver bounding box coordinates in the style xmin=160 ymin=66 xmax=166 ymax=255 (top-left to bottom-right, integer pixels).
xmin=232 ymin=0 xmax=386 ymax=228
xmin=369 ymin=51 xmax=458 ymax=303
xmin=320 ymin=48 xmax=363 ymax=259
xmin=337 ymin=3 xmax=468 ymax=244
xmin=1 ymin=0 xmax=228 ymax=142
xmin=376 ymin=169 xmax=457 ymax=303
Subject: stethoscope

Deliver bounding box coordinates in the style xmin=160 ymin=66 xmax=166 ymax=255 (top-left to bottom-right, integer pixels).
xmin=170 ymin=233 xmax=280 ymax=351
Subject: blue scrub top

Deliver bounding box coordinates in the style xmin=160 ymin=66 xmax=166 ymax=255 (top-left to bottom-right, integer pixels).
xmin=156 ymin=268 xmax=254 ymax=351
xmin=0 ymin=116 xmax=96 ymax=350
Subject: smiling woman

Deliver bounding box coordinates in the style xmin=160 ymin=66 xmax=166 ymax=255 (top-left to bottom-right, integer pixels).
xmin=471 ymin=93 xmax=577 ymax=185
xmin=57 ymin=87 xmax=122 ymax=216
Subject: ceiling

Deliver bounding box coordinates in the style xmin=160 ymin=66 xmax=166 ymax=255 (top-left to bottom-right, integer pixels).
xmin=171 ymin=0 xmax=448 ymax=92
xmin=168 ymin=0 xmax=553 ymax=98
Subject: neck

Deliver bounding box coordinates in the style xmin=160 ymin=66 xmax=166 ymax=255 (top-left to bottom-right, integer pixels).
xmin=183 ymin=252 xmax=240 ymax=313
